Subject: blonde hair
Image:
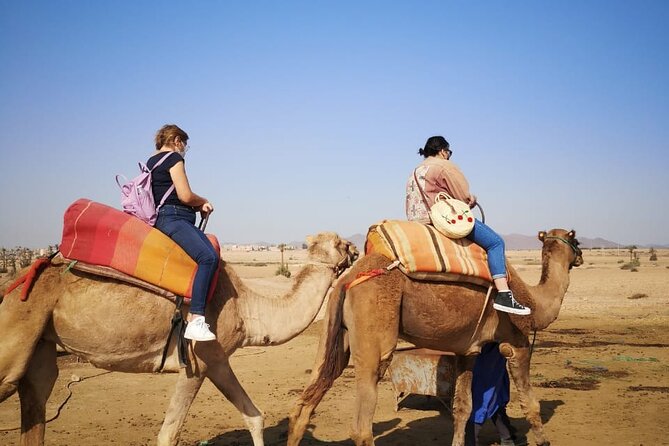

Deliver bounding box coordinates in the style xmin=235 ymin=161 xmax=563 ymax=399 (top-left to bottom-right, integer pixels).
xmin=155 ymin=124 xmax=189 ymax=150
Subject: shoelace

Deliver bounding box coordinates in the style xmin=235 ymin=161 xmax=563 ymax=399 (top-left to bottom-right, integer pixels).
xmin=510 ymin=295 xmax=526 ymax=308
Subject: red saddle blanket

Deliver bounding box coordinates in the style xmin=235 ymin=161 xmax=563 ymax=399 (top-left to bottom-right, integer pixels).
xmin=366 ymin=220 xmax=492 ymax=286
xmin=60 ymin=199 xmax=220 ymax=299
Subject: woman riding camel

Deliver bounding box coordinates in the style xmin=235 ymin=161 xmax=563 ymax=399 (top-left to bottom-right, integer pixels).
xmin=148 ymin=124 xmax=219 ymax=341
xmin=405 ymin=135 xmax=530 ymax=315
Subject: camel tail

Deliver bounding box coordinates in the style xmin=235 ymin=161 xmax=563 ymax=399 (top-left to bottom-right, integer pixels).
xmin=301 ymin=281 xmax=349 ymax=405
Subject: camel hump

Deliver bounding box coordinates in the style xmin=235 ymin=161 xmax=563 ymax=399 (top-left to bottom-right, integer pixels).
xmin=366 ymin=220 xmax=492 ymax=287
xmin=59 ymin=199 xmax=220 ymax=299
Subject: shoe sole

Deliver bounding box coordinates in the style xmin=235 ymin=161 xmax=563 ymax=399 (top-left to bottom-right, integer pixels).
xmin=493 ymin=303 xmax=532 ymax=316
xmin=184 ymin=335 xmax=216 ymax=342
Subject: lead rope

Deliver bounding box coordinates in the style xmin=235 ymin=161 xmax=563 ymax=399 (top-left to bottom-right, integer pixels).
xmin=530 ymin=329 xmax=538 ymax=359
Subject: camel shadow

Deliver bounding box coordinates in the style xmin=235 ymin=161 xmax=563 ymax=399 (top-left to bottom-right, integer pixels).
xmin=204 ymin=399 xmax=564 ymax=445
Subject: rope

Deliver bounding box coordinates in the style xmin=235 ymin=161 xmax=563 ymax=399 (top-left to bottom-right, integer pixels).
xmin=529 ymin=329 xmax=538 ymax=359
xmin=344 ymin=261 xmax=399 ymax=291
xmin=0 ymin=370 xmax=113 ymax=432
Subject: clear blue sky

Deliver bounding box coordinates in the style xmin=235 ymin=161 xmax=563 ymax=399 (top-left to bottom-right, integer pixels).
xmin=1 ymin=1 xmax=667 ymax=247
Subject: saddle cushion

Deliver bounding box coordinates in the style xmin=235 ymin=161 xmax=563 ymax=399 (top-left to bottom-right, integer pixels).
xmin=365 ymin=220 xmax=492 ymax=286
xmin=60 ymin=199 xmax=220 ymax=298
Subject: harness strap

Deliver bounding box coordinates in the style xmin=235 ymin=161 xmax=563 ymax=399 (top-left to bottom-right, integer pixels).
xmin=345 ymin=261 xmax=400 ymax=291
xmin=4 ymin=252 xmax=59 ymax=301
xmin=159 ymin=295 xmax=189 ymax=371
xmin=543 ymin=235 xmax=579 ymax=254
xmin=469 ymin=285 xmax=494 ymax=343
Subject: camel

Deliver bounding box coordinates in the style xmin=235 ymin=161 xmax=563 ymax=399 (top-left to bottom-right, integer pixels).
xmin=0 ymin=231 xmax=358 ymax=446
xmin=288 ymin=228 xmax=583 ymax=446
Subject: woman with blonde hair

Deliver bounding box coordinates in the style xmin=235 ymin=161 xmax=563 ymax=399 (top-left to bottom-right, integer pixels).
xmin=148 ymin=124 xmax=218 ymax=341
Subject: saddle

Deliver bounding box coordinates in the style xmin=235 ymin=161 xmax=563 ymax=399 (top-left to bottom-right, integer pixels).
xmin=60 ymin=199 xmax=220 ymax=300
xmin=365 ymin=220 xmax=492 ymax=287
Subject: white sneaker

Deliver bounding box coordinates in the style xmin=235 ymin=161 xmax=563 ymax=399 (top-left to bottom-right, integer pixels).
xmin=184 ymin=316 xmax=216 ymax=342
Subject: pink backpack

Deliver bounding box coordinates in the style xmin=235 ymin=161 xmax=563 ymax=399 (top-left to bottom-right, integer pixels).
xmin=115 ymin=152 xmax=175 ymax=226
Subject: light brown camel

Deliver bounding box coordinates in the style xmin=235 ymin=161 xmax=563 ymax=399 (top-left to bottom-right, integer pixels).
xmin=288 ymin=229 xmax=583 ymax=446
xmin=0 ymin=232 xmax=358 ymax=446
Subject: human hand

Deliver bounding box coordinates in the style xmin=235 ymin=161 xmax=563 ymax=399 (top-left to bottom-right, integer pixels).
xmin=467 ymin=194 xmax=477 ymax=208
xmin=200 ymin=201 xmax=214 ymax=216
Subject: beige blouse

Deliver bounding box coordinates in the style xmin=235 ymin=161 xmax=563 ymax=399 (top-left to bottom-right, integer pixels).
xmin=405 ymin=156 xmax=472 ymax=223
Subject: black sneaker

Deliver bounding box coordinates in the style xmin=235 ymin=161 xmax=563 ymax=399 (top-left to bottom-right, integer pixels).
xmin=493 ymin=291 xmax=531 ymax=315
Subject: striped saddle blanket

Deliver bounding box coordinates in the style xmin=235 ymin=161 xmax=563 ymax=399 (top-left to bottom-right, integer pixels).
xmin=365 ymin=220 xmax=492 ymax=286
xmin=60 ymin=199 xmax=220 ymax=299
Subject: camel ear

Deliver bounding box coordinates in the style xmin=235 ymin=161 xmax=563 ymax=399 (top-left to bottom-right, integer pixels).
xmin=305 ymin=235 xmax=314 ymax=246
xmin=568 ymin=230 xmax=576 ymax=239
xmin=538 ymin=231 xmax=546 ymax=242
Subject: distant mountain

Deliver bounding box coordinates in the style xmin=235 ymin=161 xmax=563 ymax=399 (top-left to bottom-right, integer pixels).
xmin=501 ymin=234 xmax=621 ymax=250
xmin=345 ymin=233 xmax=366 ymax=251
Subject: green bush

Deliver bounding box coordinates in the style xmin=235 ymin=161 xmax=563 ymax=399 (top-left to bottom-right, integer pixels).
xmin=275 ymin=264 xmax=291 ymax=278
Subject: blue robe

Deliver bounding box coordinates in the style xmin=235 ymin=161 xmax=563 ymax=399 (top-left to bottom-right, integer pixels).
xmin=470 ymin=342 xmax=510 ymax=424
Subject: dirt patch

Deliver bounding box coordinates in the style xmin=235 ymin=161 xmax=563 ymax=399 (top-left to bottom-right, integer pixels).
xmin=627 ymin=386 xmax=669 ymax=393
xmin=537 ymin=376 xmax=600 ymax=391
xmin=568 ymin=365 xmax=630 ymax=379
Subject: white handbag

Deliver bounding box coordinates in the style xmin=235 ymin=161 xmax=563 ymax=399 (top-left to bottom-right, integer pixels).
xmin=413 ymin=170 xmax=475 ymax=239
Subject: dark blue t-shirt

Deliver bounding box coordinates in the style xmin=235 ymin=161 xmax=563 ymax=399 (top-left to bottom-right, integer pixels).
xmin=147 ymin=152 xmax=187 ymax=208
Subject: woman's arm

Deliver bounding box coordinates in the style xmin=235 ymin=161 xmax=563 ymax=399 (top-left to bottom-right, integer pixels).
xmin=435 ymin=163 xmax=474 ymax=204
xmin=168 ymin=161 xmax=211 ymax=210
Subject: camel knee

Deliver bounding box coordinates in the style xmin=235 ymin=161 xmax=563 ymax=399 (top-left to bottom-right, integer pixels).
xmin=0 ymin=380 xmax=18 ymax=402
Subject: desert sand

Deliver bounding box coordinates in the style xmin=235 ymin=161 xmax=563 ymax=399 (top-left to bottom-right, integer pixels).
xmin=1 ymin=247 xmax=667 ymax=445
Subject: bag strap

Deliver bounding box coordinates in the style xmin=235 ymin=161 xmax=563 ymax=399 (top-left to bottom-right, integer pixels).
xmin=150 ymin=151 xmax=176 ymax=172
xmin=151 ymin=152 xmax=177 ymax=211
xmin=115 ymin=174 xmax=129 ymax=190
xmin=413 ymin=169 xmax=432 ymax=214
xmin=157 ymin=184 xmax=175 ymax=211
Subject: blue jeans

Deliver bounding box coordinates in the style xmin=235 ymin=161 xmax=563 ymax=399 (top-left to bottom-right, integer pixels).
xmin=155 ymin=205 xmax=218 ymax=315
xmin=466 ymin=219 xmax=507 ymax=279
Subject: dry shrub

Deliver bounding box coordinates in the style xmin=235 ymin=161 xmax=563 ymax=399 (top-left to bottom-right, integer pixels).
xmin=620 ymin=259 xmax=640 ymax=270
xmin=628 ymin=293 xmax=648 ymax=300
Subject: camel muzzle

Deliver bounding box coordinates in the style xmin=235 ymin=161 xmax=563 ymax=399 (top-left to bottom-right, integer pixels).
xmin=334 ymin=244 xmax=359 ymax=277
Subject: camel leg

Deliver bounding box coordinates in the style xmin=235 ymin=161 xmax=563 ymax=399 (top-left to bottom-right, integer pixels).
xmin=502 ymin=344 xmax=549 ymax=446
xmin=451 ymin=355 xmax=477 ymax=446
xmin=288 ymin=331 xmax=351 ymax=446
xmin=205 ymin=358 xmax=264 ymax=446
xmin=0 ymin=289 xmax=58 ymax=402
xmin=346 ymin=291 xmax=400 ymax=446
xmin=157 ymin=369 xmax=206 ymax=446
xmin=18 ymin=339 xmax=58 ymax=446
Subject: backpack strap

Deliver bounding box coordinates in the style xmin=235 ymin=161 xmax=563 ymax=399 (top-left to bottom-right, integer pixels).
xmin=157 ymin=184 xmax=175 ymax=211
xmin=150 ymin=151 xmax=177 ymax=172
xmin=151 ymin=152 xmax=179 ymax=212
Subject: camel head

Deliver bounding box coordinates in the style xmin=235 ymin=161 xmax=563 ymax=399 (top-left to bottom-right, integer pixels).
xmin=305 ymin=232 xmax=359 ymax=277
xmin=538 ymin=229 xmax=583 ymax=269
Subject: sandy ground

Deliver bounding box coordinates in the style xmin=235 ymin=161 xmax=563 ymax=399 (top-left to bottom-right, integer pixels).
xmin=1 ymin=248 xmax=668 ymax=445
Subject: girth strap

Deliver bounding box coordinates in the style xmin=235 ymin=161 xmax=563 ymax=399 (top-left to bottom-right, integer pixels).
xmin=159 ymin=295 xmax=189 ymax=371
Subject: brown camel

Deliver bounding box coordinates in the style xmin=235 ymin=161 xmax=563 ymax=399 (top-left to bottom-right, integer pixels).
xmin=288 ymin=229 xmax=583 ymax=446
xmin=0 ymin=232 xmax=358 ymax=446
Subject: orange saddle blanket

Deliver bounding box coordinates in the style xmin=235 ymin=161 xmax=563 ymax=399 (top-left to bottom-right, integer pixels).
xmin=60 ymin=199 xmax=220 ymax=299
xmin=365 ymin=220 xmax=492 ymax=286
